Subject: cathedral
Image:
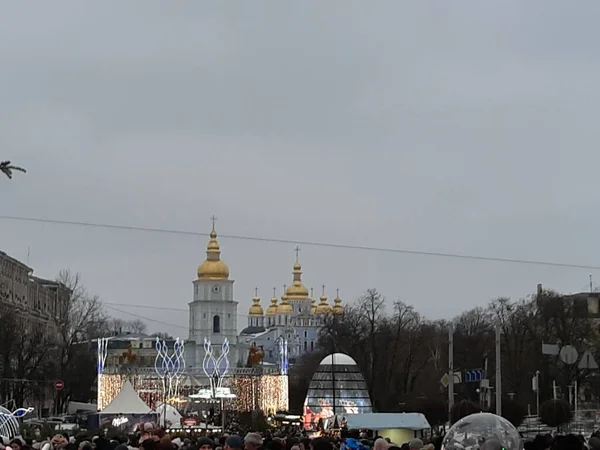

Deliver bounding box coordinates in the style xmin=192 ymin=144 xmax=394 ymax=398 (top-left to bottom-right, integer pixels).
xmin=185 ymin=225 xmax=344 ymax=369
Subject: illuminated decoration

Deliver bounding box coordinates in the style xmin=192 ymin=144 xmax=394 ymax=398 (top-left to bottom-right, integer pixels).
xmin=202 ymin=338 xmax=230 ymax=397
xmin=276 ymin=336 xmax=289 ymax=375
xmin=190 ymin=387 xmax=236 ymax=399
xmin=97 ymin=337 xmax=109 ymax=409
xmin=99 ymin=371 xmax=288 ymax=414
xmin=0 ymin=406 xmax=34 ymax=438
xmin=230 ymin=375 xmax=288 ymax=414
xmin=98 ymin=374 xmax=164 ymax=410
xmin=111 ymin=416 xmax=129 ymax=427
xmin=303 ymin=353 xmax=372 ymax=430
xmin=154 ymin=337 xmax=186 ymax=400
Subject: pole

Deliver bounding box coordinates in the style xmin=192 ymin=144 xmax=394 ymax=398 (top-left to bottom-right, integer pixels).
xmin=574 ymin=379 xmax=578 ymax=423
xmin=331 ymin=349 xmax=336 ymax=416
xmin=221 ymin=398 xmax=225 ymax=430
xmin=448 ymin=323 xmax=454 ymax=423
xmin=553 ymin=380 xmax=557 ymax=400
xmin=495 ymin=324 xmax=502 ymax=415
xmin=536 ymin=371 xmax=540 ymax=416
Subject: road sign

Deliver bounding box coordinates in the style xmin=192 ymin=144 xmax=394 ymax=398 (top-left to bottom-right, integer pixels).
xmin=54 ymin=380 xmax=64 ymax=391
xmin=578 ymin=350 xmax=599 ymax=370
xmin=441 ymin=371 xmax=462 ymax=387
xmin=453 ymin=371 xmax=462 ymax=384
xmin=559 ymin=345 xmax=578 ymax=365
xmin=542 ymin=343 xmax=559 ymax=355
xmin=441 ymin=373 xmax=450 ymax=387
xmin=465 ymin=369 xmax=484 ymax=383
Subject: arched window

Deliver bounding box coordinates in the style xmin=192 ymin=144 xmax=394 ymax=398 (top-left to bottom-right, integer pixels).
xmin=213 ymin=315 xmax=221 ymax=333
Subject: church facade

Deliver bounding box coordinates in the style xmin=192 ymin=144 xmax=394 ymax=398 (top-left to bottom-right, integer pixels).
xmin=185 ymin=225 xmax=344 ymax=369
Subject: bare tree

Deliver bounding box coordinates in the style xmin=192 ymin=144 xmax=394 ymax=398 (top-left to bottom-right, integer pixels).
xmin=0 ymin=161 xmax=26 ymax=179
xmin=0 ymin=306 xmax=53 ymax=406
xmin=125 ymin=319 xmax=147 ymax=334
xmin=54 ymin=269 xmax=105 ymax=412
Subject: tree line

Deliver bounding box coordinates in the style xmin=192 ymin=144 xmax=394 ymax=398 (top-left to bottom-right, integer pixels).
xmin=290 ymin=287 xmax=599 ymax=427
xmin=0 ymin=269 xmax=167 ymax=414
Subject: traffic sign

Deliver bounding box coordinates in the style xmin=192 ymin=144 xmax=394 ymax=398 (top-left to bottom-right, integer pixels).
xmin=440 ymin=373 xmax=449 ymax=387
xmin=440 ymin=371 xmax=462 ymax=387
xmin=465 ymin=369 xmax=484 ymax=383
xmin=559 ymin=345 xmax=578 ymax=365
xmin=578 ymin=350 xmax=599 ymax=370
xmin=54 ymin=380 xmax=64 ymax=391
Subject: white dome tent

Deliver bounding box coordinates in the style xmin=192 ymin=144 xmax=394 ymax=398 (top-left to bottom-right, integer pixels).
xmin=303 ymin=352 xmax=372 ymax=430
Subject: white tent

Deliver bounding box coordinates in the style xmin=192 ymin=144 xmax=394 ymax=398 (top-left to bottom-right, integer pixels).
xmin=155 ymin=402 xmax=183 ymax=426
xmin=101 ymin=380 xmax=151 ymax=414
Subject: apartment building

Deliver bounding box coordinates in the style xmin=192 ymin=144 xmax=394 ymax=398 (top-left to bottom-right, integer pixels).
xmin=0 ymin=250 xmax=70 ymax=334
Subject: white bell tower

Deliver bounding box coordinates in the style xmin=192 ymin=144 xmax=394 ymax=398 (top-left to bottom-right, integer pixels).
xmin=188 ymin=217 xmax=238 ymax=367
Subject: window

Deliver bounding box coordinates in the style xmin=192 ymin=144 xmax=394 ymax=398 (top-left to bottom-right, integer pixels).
xmin=203 ymin=313 xmax=206 ymax=319
xmin=304 ymin=341 xmax=308 ymax=351
xmin=304 ymin=330 xmax=308 ymax=338
xmin=311 ymin=341 xmax=314 ymax=351
xmin=228 ymin=313 xmax=231 ymax=319
xmin=213 ymin=315 xmax=221 ymax=333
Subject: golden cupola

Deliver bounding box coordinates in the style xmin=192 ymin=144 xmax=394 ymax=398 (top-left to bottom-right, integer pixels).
xmin=285 ymin=262 xmax=309 ymax=299
xmin=249 ymin=289 xmax=264 ymax=316
xmin=266 ymin=290 xmax=279 ymax=316
xmin=277 ymin=284 xmax=293 ymax=314
xmin=332 ymin=288 xmax=344 ymax=315
xmin=316 ymin=287 xmax=332 ymax=314
xmin=197 ymin=228 xmax=230 ymax=280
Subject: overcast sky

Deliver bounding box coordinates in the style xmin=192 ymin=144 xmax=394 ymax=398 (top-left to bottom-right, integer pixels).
xmin=2 ymin=1 xmax=600 ymax=337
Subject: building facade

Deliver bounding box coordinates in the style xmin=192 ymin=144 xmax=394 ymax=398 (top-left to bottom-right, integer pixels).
xmin=0 ymin=250 xmax=71 ymax=413
xmin=0 ymin=251 xmax=70 ymax=337
xmin=239 ymin=261 xmax=345 ymax=365
xmin=186 ymin=229 xmax=239 ymax=367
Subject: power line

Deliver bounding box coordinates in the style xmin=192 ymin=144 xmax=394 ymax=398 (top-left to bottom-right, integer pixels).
xmin=103 ymin=304 xmax=188 ymax=330
xmin=103 ymin=301 xmax=254 ymax=317
xmin=104 ymin=302 xmax=187 ymax=312
xmin=1 ymin=214 xmax=599 ymax=270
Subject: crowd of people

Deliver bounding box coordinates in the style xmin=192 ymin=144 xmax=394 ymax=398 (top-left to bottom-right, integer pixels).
xmin=6 ymin=422 xmax=600 ymax=450
xmin=0 ymin=424 xmax=434 ymax=450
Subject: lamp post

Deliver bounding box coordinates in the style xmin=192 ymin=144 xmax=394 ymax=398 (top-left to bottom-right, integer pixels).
xmin=154 ymin=337 xmax=186 ymax=428
xmin=199 ymin=338 xmax=233 ymax=429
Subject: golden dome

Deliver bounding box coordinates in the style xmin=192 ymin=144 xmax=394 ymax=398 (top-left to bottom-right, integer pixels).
xmin=332 ymin=289 xmax=344 ymax=315
xmin=197 ymin=230 xmax=230 ymax=280
xmin=249 ymin=293 xmax=264 ymax=316
xmin=266 ymin=295 xmax=279 ymax=316
xmin=285 ymin=262 xmax=309 ymax=298
xmin=277 ymin=294 xmax=293 ymax=314
xmin=311 ymin=297 xmax=317 ymax=314
xmin=316 ymin=293 xmax=331 ymax=314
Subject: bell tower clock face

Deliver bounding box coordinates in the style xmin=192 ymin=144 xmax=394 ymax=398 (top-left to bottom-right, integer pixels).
xmin=211 ymin=285 xmax=221 ymax=294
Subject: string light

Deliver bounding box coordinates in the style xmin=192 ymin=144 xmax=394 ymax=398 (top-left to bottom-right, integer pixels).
xmin=231 ymin=375 xmax=288 ymax=414
xmin=100 ymin=373 xmax=288 ymax=414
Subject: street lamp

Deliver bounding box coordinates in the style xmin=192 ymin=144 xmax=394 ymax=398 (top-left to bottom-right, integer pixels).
xmin=154 ymin=337 xmax=186 ymax=427
xmin=196 ymin=338 xmax=234 ymax=428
